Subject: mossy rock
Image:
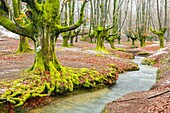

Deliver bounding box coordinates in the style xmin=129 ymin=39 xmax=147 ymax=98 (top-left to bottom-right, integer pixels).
xmin=141 ymin=58 xmax=157 ymax=65
xmin=130 ymin=46 xmax=138 ymax=49
xmin=115 ymin=48 xmax=127 ymax=52
xmin=127 ymin=63 xmax=140 ymax=71
xmin=137 ymin=52 xmax=150 ymax=57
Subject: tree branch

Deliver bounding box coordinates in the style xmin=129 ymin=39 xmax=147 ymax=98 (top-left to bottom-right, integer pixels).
xmin=21 ymin=0 xmax=42 ymax=11
xmin=150 ymin=27 xmax=167 ymax=35
xmin=0 ymin=10 xmax=34 ymax=39
xmin=147 ymin=88 xmax=170 ymax=99
xmin=57 ymin=0 xmax=89 ymax=33
xmin=12 ymin=0 xmax=20 ymax=17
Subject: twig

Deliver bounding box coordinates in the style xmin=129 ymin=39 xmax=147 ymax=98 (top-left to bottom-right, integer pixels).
xmin=113 ymin=97 xmax=141 ymax=102
xmin=147 ymin=88 xmax=170 ymax=99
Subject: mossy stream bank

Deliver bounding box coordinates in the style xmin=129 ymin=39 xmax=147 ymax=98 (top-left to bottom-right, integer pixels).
xmin=0 ymin=54 xmax=140 ymax=113
xmin=29 ymin=56 xmax=157 ymax=113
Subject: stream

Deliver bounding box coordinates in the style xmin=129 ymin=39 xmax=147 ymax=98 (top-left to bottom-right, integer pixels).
xmin=30 ymin=56 xmax=157 ymax=113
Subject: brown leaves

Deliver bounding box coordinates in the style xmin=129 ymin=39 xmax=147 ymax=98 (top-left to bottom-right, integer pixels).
xmin=23 ymin=96 xmax=51 ymax=109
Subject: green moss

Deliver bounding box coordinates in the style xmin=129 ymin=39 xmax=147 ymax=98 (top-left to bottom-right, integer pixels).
xmin=150 ymin=27 xmax=167 ymax=48
xmin=108 ymin=64 xmax=119 ymax=71
xmin=16 ymin=36 xmax=33 ymax=54
xmin=130 ymin=45 xmax=138 ymax=49
xmin=102 ymin=107 xmax=110 ymax=113
xmin=95 ymin=49 xmax=110 ymax=54
xmin=115 ymin=48 xmax=127 ymax=52
xmin=137 ymin=52 xmax=150 ymax=56
xmin=141 ymin=58 xmax=157 ymax=65
xmin=62 ymin=32 xmax=70 ymax=47
xmin=0 ymin=65 xmax=118 ymax=108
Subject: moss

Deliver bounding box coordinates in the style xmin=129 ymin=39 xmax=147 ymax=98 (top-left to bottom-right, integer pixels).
xmin=102 ymin=107 xmax=109 ymax=113
xmin=115 ymin=48 xmax=127 ymax=52
xmin=0 ymin=66 xmax=117 ymax=108
xmin=16 ymin=36 xmax=33 ymax=54
xmin=95 ymin=49 xmax=110 ymax=54
xmin=130 ymin=45 xmax=138 ymax=49
xmin=61 ymin=32 xmax=70 ymax=47
xmin=141 ymin=57 xmax=157 ymax=65
xmin=137 ymin=52 xmax=150 ymax=57
xmin=150 ymin=27 xmax=167 ymax=48
xmin=128 ymin=64 xmax=140 ymax=71
xmin=96 ymin=54 xmax=103 ymax=57
xmin=0 ymin=10 xmax=33 ymax=38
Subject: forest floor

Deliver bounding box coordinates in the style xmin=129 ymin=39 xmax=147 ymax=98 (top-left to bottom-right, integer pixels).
xmin=103 ymin=43 xmax=170 ymax=113
xmin=0 ymin=35 xmax=170 ymax=112
xmin=0 ymin=36 xmax=148 ymax=81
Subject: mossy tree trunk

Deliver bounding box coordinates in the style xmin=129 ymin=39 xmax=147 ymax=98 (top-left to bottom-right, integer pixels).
xmin=61 ymin=1 xmax=69 ymax=47
xmin=108 ymin=34 xmax=116 ymax=49
xmin=127 ymin=37 xmax=130 ymax=42
xmin=0 ymin=0 xmax=88 ymax=74
xmin=132 ymin=39 xmax=135 ymax=46
xmin=150 ymin=0 xmax=167 ymax=48
xmin=88 ymin=0 xmax=95 ymax=43
xmin=110 ymin=0 xmax=118 ymax=49
xmin=107 ymin=38 xmax=115 ymax=49
xmin=117 ymin=0 xmax=122 ymax=44
xmin=68 ymin=0 xmax=75 ymax=46
xmin=75 ymin=29 xmax=80 ymax=42
xmin=70 ymin=32 xmax=75 ymax=46
xmin=96 ymin=30 xmax=105 ymax=51
xmin=16 ymin=36 xmax=32 ymax=53
xmin=117 ymin=35 xmax=121 ymax=44
xmin=89 ymin=34 xmax=94 ymax=43
xmin=30 ymin=28 xmax=61 ymax=75
xmin=159 ymin=34 xmax=165 ymax=48
xmin=95 ymin=0 xmax=108 ymax=51
xmin=62 ymin=33 xmax=69 ymax=47
xmin=150 ymin=27 xmax=167 ymax=48
xmin=11 ymin=0 xmax=32 ymax=53
xmin=62 ymin=37 xmax=69 ymax=47
xmin=139 ymin=36 xmax=146 ymax=47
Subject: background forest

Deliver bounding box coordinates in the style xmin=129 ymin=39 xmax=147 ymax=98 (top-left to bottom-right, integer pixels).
xmin=0 ymin=0 xmax=170 ymax=113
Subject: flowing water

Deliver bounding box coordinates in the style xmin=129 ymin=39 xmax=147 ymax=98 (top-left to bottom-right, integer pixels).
xmin=30 ymin=56 xmax=157 ymax=113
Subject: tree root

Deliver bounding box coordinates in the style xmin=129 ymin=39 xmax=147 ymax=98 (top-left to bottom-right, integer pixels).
xmin=0 ymin=67 xmax=117 ymax=107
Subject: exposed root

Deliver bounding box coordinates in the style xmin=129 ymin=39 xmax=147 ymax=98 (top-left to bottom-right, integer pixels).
xmin=0 ymin=67 xmax=117 ymax=107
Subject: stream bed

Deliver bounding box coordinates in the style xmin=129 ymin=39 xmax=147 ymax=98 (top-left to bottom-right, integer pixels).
xmin=30 ymin=56 xmax=157 ymax=113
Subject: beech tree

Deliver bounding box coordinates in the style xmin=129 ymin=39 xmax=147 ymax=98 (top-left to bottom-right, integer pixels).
xmin=61 ymin=0 xmax=76 ymax=47
xmin=0 ymin=0 xmax=88 ymax=74
xmin=2 ymin=0 xmax=32 ymax=53
xmin=150 ymin=0 xmax=167 ymax=48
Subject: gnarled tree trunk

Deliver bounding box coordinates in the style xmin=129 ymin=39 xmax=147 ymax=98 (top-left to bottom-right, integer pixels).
xmin=29 ymin=27 xmax=61 ymax=75
xmin=150 ymin=27 xmax=167 ymax=48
